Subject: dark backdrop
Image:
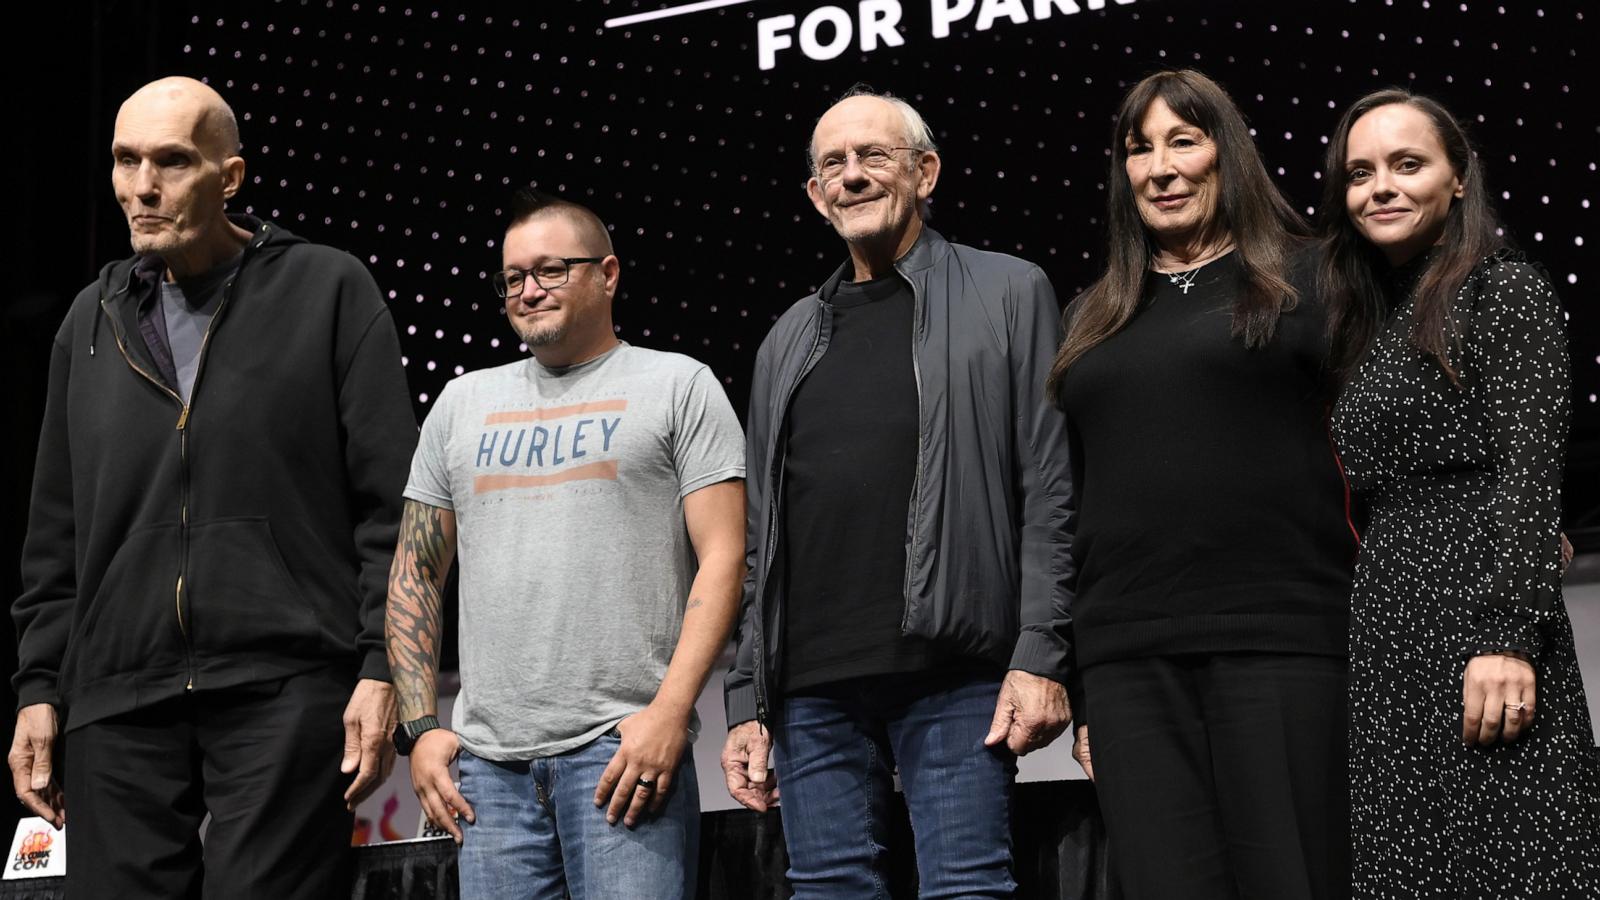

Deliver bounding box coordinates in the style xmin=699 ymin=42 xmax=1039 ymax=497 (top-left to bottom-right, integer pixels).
xmin=6 ymin=0 xmax=1598 ymax=827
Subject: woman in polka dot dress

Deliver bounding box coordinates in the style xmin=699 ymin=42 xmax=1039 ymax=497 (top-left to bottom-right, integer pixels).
xmin=1321 ymin=88 xmax=1600 ymax=898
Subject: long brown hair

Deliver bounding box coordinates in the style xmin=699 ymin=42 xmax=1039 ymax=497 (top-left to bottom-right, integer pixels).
xmin=1047 ymin=69 xmax=1306 ymax=401
xmin=1317 ymin=89 xmax=1505 ymax=384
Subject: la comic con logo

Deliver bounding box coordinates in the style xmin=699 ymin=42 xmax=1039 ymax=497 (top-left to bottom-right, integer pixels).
xmin=13 ymin=830 xmax=53 ymax=872
xmin=756 ymin=0 xmax=1138 ymax=69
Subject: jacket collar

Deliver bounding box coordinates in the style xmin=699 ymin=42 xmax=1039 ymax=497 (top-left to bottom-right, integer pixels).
xmin=895 ymin=224 xmax=947 ymax=276
xmin=817 ymin=225 xmax=949 ymax=304
xmin=116 ymin=214 xmax=272 ymax=305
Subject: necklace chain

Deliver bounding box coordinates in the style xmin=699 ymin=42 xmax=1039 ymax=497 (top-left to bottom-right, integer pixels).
xmin=1158 ymin=245 xmax=1232 ymax=295
xmin=1169 ymin=268 xmax=1201 ymax=295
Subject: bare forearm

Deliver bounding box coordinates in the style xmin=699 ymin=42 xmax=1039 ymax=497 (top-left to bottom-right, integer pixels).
xmin=385 ymin=500 xmax=456 ymax=721
xmin=652 ymin=550 xmax=743 ymax=717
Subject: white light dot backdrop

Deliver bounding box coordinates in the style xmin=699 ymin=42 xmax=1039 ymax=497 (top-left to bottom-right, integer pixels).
xmin=176 ymin=0 xmax=1594 ymax=505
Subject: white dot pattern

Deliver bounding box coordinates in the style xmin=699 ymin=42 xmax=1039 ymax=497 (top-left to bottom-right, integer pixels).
xmin=174 ymin=3 xmax=1596 ymax=445
xmin=1332 ymin=255 xmax=1600 ymax=896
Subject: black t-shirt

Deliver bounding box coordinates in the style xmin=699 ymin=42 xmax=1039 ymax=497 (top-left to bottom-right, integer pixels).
xmin=780 ymin=273 xmax=942 ymax=692
xmin=1054 ymin=251 xmax=1356 ymax=668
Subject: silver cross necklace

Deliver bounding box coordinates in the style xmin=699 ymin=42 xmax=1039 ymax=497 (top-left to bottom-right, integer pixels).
xmin=1169 ymin=268 xmax=1202 ymax=295
xmin=1160 ymin=245 xmax=1234 ymax=295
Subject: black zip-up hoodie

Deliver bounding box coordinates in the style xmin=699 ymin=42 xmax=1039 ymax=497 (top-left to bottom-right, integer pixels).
xmin=14 ymin=217 xmax=418 ymax=731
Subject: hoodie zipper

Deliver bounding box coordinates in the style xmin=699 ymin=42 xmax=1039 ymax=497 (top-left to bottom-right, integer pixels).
xmin=172 ymin=273 xmax=240 ymax=690
xmin=97 ymin=228 xmax=261 ymax=692
xmin=99 ymin=293 xmax=195 ymax=688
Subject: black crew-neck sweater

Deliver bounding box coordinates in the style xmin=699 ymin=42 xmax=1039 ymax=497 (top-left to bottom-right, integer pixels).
xmin=1055 ymin=252 xmax=1355 ymax=668
xmin=780 ymin=273 xmax=946 ymax=692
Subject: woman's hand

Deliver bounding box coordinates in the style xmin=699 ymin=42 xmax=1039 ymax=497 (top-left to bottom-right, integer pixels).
xmin=1462 ymin=652 xmax=1536 ymax=746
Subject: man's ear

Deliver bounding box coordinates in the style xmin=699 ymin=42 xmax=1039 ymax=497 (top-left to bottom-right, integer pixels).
xmin=602 ymin=254 xmax=622 ymax=297
xmin=806 ymin=176 xmax=830 ymax=221
xmin=915 ymin=151 xmax=941 ymax=203
xmin=220 ymin=155 xmax=246 ymax=200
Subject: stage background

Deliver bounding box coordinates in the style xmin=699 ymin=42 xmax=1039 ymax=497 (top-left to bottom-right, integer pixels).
xmin=6 ymin=0 xmax=1598 ymax=841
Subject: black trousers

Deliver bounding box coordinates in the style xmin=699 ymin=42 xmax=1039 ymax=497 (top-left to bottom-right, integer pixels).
xmin=1081 ymin=653 xmax=1351 ymax=900
xmin=62 ymin=666 xmax=355 ymax=900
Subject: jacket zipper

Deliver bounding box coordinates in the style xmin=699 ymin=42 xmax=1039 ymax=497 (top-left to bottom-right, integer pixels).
xmin=99 ymin=293 xmax=194 ymax=688
xmin=98 ymin=230 xmax=256 ymax=693
xmin=898 ymin=262 xmax=925 ymax=634
xmin=754 ymin=307 xmax=828 ymax=725
xmin=174 ymin=269 xmax=243 ymax=691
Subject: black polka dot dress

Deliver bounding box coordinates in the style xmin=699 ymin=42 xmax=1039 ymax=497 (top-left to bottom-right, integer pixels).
xmin=1332 ymin=251 xmax=1600 ymax=898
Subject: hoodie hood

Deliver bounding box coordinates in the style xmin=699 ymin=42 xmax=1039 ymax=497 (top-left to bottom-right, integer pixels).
xmin=93 ymin=214 xmax=306 ymax=299
xmin=89 ymin=215 xmax=307 ymax=356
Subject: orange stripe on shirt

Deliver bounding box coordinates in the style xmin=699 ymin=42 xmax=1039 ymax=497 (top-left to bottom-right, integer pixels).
xmin=473 ymin=460 xmax=619 ymax=494
xmin=484 ymin=400 xmax=628 ymax=425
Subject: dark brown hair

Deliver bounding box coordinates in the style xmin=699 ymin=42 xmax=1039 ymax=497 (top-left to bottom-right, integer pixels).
xmin=1047 ymin=69 xmax=1306 ymax=400
xmin=1317 ymin=89 xmax=1504 ymax=384
xmin=505 ymin=187 xmax=615 ymax=256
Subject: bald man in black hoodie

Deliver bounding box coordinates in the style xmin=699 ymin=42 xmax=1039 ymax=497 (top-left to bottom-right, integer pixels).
xmin=10 ymin=76 xmax=418 ymax=898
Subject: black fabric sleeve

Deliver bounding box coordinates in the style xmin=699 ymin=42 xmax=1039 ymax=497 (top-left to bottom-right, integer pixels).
xmin=14 ymin=320 xmax=81 ymax=710
xmin=1462 ymin=261 xmax=1571 ymax=664
xmin=332 ymin=259 xmax=419 ymax=683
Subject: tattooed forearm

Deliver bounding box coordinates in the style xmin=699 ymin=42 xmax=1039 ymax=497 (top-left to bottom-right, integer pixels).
xmin=386 ymin=499 xmax=458 ymax=721
xmin=685 ymin=597 xmax=704 ymax=612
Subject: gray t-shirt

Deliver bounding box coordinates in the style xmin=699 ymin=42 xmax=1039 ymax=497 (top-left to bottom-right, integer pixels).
xmin=405 ymin=343 xmax=745 ymax=759
xmin=159 ymin=254 xmax=237 ymax=403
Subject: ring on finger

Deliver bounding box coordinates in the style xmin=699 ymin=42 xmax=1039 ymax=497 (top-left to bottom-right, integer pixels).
xmin=1505 ymin=702 xmax=1528 ymax=713
xmin=636 ymin=776 xmax=656 ymax=793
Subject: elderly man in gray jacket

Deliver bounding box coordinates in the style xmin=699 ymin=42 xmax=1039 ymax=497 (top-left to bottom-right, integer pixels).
xmin=721 ymin=88 xmax=1077 ymax=898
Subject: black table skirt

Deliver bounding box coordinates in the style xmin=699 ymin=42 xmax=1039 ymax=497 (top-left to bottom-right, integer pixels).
xmin=0 ymin=780 xmax=1118 ymax=900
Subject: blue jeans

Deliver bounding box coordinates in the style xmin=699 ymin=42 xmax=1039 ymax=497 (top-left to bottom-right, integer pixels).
xmin=456 ymin=729 xmax=699 ymax=900
xmin=774 ymin=671 xmax=1018 ymax=899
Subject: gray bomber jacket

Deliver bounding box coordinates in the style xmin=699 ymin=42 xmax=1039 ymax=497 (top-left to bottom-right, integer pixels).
xmin=724 ymin=227 xmax=1078 ymax=726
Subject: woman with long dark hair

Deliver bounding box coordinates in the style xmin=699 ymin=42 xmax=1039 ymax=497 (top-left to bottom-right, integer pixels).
xmin=1048 ymin=69 xmax=1353 ymax=899
xmin=1322 ymin=88 xmax=1600 ymax=897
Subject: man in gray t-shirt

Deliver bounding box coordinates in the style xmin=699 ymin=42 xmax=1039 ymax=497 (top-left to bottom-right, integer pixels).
xmin=384 ymin=191 xmax=745 ymax=900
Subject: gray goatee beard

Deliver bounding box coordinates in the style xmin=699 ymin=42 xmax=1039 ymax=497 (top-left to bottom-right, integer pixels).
xmin=517 ymin=324 xmax=566 ymax=348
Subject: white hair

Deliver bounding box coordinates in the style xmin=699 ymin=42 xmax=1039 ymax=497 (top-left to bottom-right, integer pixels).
xmin=807 ymin=85 xmax=939 ymax=170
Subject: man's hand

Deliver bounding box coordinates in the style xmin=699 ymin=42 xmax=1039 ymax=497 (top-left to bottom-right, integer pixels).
xmin=594 ymin=704 xmax=691 ymax=828
xmin=1463 ymin=652 xmax=1537 ymax=747
xmin=341 ymin=679 xmax=398 ymax=810
xmin=410 ymin=729 xmax=474 ymax=844
xmin=8 ymin=704 xmax=63 ymax=828
xmin=984 ymin=669 xmax=1071 ymax=756
xmin=721 ymin=719 xmax=779 ymax=812
xmin=1071 ymin=724 xmax=1094 ymax=782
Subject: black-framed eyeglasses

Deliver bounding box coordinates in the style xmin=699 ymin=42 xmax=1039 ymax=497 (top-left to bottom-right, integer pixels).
xmin=492 ymin=257 xmax=605 ymax=298
xmin=813 ymin=146 xmax=923 ymax=183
